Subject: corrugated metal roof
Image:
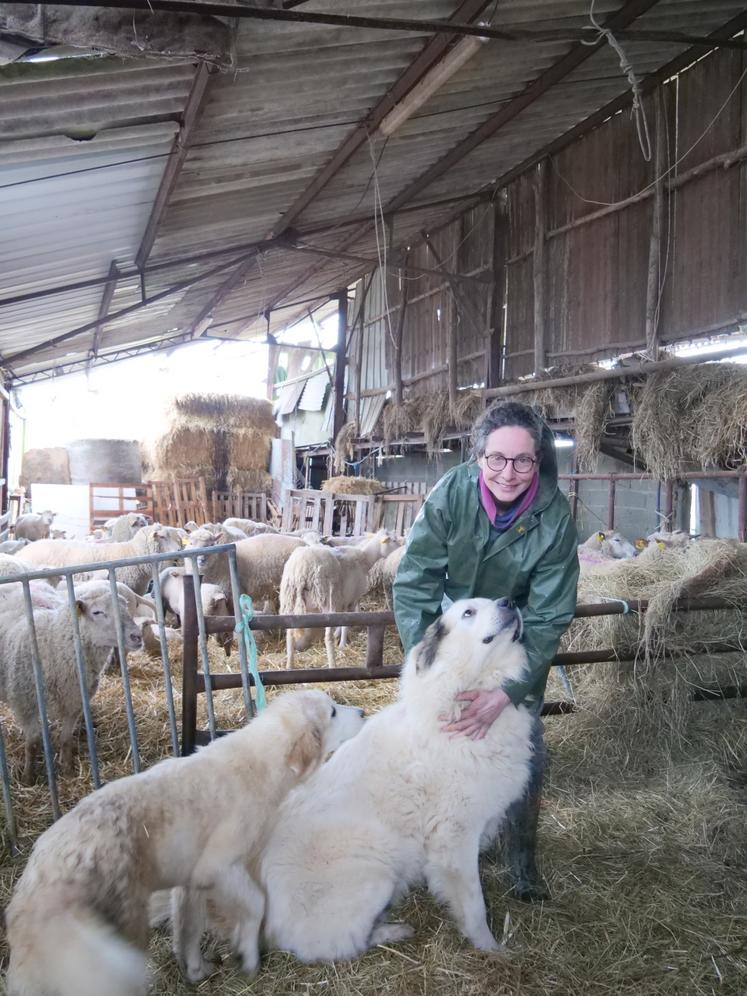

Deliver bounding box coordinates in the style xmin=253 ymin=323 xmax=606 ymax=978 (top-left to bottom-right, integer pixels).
xmin=1 ymin=1 xmax=744 ymax=380
xmin=298 ymin=370 xmax=331 ymax=412
xmin=276 ymin=378 xmax=307 ymax=416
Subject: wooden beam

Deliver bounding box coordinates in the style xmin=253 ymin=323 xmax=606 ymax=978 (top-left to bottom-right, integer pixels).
xmin=392 ymin=259 xmax=410 ymax=407
xmin=384 ymin=0 xmax=662 ymax=215
xmin=533 ymin=161 xmax=548 ymax=375
xmin=135 ymin=63 xmax=213 ymax=271
xmin=90 ymin=260 xmax=120 ymax=360
xmin=268 ymin=0 xmax=494 ymax=239
xmin=484 ymin=344 xmax=747 ymax=399
xmin=645 ymin=94 xmax=665 ymax=358
xmin=333 ymin=292 xmax=348 ymax=440
xmin=488 ymin=196 xmax=507 ymax=388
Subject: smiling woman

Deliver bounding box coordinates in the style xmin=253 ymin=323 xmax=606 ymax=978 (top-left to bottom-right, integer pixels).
xmin=393 ymin=399 xmax=580 ymax=903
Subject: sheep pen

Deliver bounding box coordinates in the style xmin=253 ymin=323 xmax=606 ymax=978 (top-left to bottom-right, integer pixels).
xmin=0 ymin=586 xmax=743 ymax=994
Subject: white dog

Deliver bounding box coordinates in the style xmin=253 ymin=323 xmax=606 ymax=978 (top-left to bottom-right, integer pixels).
xmin=254 ymin=597 xmax=535 ymax=962
xmin=5 ymin=690 xmax=365 ymax=996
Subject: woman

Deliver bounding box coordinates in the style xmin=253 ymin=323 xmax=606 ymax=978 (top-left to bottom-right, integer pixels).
xmin=393 ymin=400 xmax=579 ymax=901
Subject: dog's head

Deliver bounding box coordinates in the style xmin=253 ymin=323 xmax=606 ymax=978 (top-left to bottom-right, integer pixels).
xmin=400 ymin=598 xmax=527 ymax=715
xmin=275 ymin=690 xmax=366 ymax=778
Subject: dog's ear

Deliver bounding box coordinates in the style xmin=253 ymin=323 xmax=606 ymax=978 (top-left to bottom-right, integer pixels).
xmin=413 ymin=617 xmax=446 ymax=674
xmin=287 ymin=725 xmax=323 ymax=777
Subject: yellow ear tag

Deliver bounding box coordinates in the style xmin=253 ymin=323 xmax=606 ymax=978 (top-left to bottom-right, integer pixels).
xmin=634 ymin=538 xmax=646 ymax=550
xmin=180 ymin=536 xmax=189 ymax=547
xmin=597 ymin=531 xmax=606 ymax=540
xmin=656 ymin=540 xmax=666 ymax=550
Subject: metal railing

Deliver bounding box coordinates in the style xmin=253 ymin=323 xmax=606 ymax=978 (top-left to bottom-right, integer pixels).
xmin=0 ymin=543 xmax=252 ymax=852
xmin=180 ymin=594 xmax=747 ymax=750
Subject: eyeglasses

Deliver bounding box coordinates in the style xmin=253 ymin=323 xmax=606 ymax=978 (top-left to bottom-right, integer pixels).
xmin=483 ymin=453 xmax=536 ymax=474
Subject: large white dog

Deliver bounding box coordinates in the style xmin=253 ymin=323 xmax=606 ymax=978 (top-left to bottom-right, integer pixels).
xmin=256 ymin=597 xmax=535 ymax=963
xmin=5 ymin=690 xmax=365 ymax=996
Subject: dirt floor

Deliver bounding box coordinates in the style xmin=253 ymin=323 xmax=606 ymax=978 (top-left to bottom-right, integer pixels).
xmin=0 ymin=622 xmax=744 ymax=996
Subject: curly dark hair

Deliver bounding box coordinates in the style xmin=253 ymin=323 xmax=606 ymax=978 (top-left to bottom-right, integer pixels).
xmin=471 ymin=401 xmax=544 ymax=460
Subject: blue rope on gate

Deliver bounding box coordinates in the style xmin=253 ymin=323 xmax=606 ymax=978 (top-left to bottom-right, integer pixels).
xmin=235 ymin=594 xmax=266 ymax=712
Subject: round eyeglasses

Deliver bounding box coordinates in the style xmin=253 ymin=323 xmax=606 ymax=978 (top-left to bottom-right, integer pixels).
xmin=483 ymin=453 xmax=536 ymax=474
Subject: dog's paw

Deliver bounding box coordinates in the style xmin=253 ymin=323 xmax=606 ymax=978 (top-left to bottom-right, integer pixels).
xmin=371 ymin=921 xmax=415 ymax=945
xmin=184 ymin=955 xmax=219 ymax=984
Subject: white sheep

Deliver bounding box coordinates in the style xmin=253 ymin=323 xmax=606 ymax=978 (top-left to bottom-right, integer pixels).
xmin=14 ymin=511 xmax=55 ymax=542
xmin=367 ymin=544 xmax=406 ymax=607
xmin=0 ymin=583 xmax=142 ymax=781
xmin=194 ymin=532 xmax=307 ymax=612
xmin=280 ymin=530 xmax=398 ymax=668
xmin=577 ymin=530 xmax=637 ymax=573
xmin=105 ymin=513 xmax=150 ymax=542
xmin=16 ymin=525 xmax=182 ymax=595
xmin=223 ymin=517 xmax=278 ymax=536
xmin=157 ymin=566 xmax=233 ymax=656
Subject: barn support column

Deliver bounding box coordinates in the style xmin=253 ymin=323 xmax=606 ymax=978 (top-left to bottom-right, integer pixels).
xmin=333 ymin=291 xmax=348 ymax=440
xmin=392 ymin=257 xmax=410 ymax=407
xmin=645 ymin=94 xmax=666 ymax=358
xmin=488 ymin=195 xmax=508 ymax=388
xmin=533 ymin=160 xmax=548 ymax=375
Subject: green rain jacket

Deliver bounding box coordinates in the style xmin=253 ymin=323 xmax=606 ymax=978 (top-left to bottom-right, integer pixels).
xmin=393 ymin=424 xmax=579 ymax=711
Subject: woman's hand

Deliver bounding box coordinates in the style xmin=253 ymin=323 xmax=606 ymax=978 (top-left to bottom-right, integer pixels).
xmin=441 ymin=688 xmax=512 ymax=740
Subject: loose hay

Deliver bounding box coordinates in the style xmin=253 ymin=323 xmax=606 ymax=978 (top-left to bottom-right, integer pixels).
xmin=0 ymin=591 xmax=744 ymax=996
xmin=565 ymin=539 xmax=747 ymax=763
xmin=631 ymin=363 xmax=747 ymax=479
xmin=333 ymin=421 xmax=358 ymax=474
xmin=574 ymin=380 xmax=615 ymax=471
xmin=382 ymin=398 xmax=422 ymax=446
xmin=322 ymin=476 xmax=383 ymax=496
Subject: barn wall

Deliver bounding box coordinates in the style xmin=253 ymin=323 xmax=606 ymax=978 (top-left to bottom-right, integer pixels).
xmin=347 ymin=46 xmax=746 ymax=412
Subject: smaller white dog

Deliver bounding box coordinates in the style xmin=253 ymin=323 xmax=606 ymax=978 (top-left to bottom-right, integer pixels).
xmin=5 ymin=691 xmax=365 ymax=996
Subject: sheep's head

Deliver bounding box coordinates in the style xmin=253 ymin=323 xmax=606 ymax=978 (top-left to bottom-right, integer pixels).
xmin=74 ymin=592 xmax=143 ymax=651
xmin=601 ymin=531 xmax=637 ymax=559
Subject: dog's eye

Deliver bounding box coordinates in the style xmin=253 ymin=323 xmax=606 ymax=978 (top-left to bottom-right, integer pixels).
xmin=462 ymin=607 xmax=474 ymax=619
xmin=331 ymin=706 xmax=336 ymax=718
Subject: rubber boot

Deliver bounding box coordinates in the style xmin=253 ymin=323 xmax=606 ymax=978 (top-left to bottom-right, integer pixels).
xmin=501 ymin=717 xmax=550 ymax=902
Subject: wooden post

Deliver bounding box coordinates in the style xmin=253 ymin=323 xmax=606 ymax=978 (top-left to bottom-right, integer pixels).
xmin=533 ymin=160 xmax=548 ymax=375
xmin=333 ymin=291 xmax=348 ymax=440
xmin=645 ymin=93 xmax=665 ymax=358
xmin=607 ymin=476 xmax=616 ymax=530
xmin=488 ymin=195 xmax=507 ymax=388
xmin=393 ymin=257 xmax=410 ymax=407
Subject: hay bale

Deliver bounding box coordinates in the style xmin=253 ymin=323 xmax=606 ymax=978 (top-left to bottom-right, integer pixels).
xmin=565 ymin=539 xmax=747 ymax=761
xmin=322 ymin=476 xmax=383 ymax=496
xmin=631 ymin=363 xmax=747 ymax=479
xmin=153 ymin=394 xmax=275 ymax=491
xmin=172 ymin=393 xmax=276 ymax=435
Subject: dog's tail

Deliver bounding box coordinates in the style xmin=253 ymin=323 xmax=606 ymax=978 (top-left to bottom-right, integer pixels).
xmin=7 ymin=906 xmax=149 ymax=996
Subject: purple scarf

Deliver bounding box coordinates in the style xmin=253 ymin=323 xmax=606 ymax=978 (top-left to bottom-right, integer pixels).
xmin=479 ymin=469 xmax=539 ymax=531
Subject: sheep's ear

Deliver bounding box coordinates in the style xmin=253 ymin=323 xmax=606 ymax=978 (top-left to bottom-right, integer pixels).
xmin=597 ymin=531 xmax=606 ymax=540
xmin=75 ymin=598 xmax=86 ymax=616
xmin=634 ymin=538 xmax=647 ymax=550
xmin=413 ymin=617 xmax=446 ymax=674
xmin=287 ymin=725 xmax=323 ymax=777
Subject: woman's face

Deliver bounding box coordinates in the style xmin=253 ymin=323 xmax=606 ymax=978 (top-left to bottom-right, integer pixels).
xmin=479 ymin=426 xmax=538 ymax=506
